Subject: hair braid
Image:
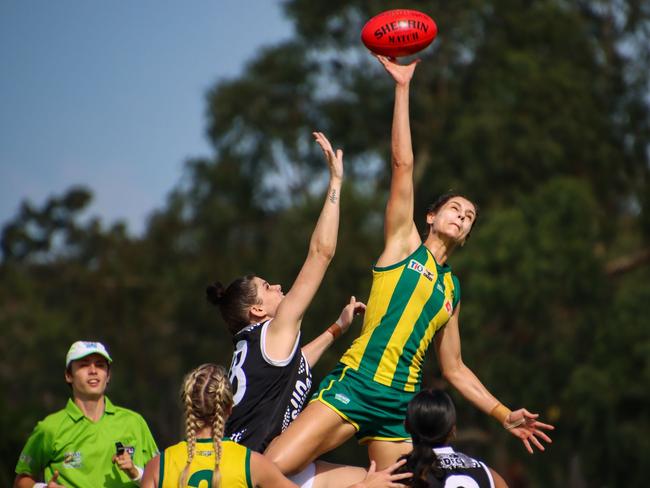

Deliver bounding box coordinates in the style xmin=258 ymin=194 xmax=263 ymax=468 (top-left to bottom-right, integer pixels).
xmin=209 ymin=373 xmax=232 ymax=488
xmin=179 ymin=367 xmax=205 ymax=488
xmin=179 ymin=364 xmax=233 ymax=488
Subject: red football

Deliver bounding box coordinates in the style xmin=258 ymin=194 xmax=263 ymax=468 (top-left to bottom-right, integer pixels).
xmin=361 ymin=9 xmax=438 ymax=57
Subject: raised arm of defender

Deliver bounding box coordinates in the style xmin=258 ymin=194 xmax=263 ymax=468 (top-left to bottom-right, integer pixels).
xmin=265 ymin=132 xmax=344 ymax=359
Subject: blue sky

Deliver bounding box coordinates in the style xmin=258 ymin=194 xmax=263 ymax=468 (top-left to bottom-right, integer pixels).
xmin=0 ymin=1 xmax=292 ymax=235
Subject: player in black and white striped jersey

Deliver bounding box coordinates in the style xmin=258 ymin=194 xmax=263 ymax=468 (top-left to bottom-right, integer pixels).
xmin=205 ymin=131 xmax=358 ymax=453
xmin=222 ymin=297 xmax=362 ymax=453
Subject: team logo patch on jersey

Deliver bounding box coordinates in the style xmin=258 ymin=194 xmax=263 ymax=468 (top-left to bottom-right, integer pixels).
xmin=408 ymin=260 xmax=434 ymax=281
xmin=445 ymin=300 xmax=452 ymax=313
xmin=334 ymin=393 xmax=350 ymax=405
xmin=63 ymin=451 xmax=82 ymax=469
xmin=229 ymin=429 xmax=245 ymax=443
xmin=18 ymin=453 xmax=33 ymax=465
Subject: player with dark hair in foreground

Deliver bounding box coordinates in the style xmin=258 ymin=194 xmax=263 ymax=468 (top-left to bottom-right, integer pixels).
xmin=205 ymin=132 xmax=362 ymax=455
xmin=397 ymin=389 xmax=508 ymax=488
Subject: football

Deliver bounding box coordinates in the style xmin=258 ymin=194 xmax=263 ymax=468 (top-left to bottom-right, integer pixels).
xmin=361 ymin=9 xmax=438 ymax=57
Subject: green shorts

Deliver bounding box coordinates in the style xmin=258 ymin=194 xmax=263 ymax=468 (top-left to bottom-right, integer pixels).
xmin=311 ymin=363 xmax=415 ymax=444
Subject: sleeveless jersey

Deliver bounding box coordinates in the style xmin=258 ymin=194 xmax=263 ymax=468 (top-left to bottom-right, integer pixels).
xmin=340 ymin=244 xmax=460 ymax=392
xmin=424 ymin=446 xmax=494 ymax=488
xmin=158 ymin=439 xmax=251 ymax=488
xmin=225 ymin=320 xmax=312 ymax=451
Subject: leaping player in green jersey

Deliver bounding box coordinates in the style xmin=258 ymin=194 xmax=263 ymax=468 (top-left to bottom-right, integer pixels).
xmin=265 ymin=56 xmax=555 ymax=474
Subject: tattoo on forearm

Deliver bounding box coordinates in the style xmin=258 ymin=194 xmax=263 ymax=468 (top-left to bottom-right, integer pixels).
xmin=328 ymin=188 xmax=338 ymax=204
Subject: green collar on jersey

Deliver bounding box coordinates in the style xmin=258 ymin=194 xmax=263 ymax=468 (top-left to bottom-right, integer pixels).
xmin=64 ymin=396 xmax=116 ymax=421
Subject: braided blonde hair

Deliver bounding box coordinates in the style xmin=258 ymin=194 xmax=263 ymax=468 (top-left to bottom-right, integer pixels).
xmin=179 ymin=364 xmax=233 ymax=488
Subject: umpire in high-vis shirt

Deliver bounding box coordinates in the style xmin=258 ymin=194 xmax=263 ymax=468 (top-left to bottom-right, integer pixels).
xmin=14 ymin=341 xmax=158 ymax=488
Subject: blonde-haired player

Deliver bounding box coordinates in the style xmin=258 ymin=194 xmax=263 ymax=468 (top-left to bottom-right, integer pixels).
xmin=141 ymin=363 xmax=410 ymax=488
xmin=142 ymin=363 xmax=291 ymax=487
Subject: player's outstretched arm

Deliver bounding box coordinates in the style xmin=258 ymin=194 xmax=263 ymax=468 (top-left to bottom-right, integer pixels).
xmin=266 ymin=132 xmax=343 ymax=356
xmin=374 ymin=55 xmax=422 ymax=267
xmin=435 ymin=304 xmax=554 ymax=453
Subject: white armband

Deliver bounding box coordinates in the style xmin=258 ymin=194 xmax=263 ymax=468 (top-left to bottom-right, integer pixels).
xmin=33 ymin=483 xmax=47 ymax=488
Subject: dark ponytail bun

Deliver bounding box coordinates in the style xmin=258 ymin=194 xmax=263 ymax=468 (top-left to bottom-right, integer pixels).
xmin=206 ymin=282 xmax=226 ymax=306
xmin=205 ymin=275 xmax=258 ymax=335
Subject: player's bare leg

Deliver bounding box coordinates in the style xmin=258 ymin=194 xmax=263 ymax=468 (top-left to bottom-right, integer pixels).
xmin=367 ymin=439 xmax=412 ymax=470
xmin=265 ymin=400 xmax=357 ymax=475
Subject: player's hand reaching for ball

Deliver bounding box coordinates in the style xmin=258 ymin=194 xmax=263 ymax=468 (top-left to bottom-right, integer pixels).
xmin=313 ymin=131 xmax=343 ymax=181
xmin=375 ymin=55 xmax=420 ymax=86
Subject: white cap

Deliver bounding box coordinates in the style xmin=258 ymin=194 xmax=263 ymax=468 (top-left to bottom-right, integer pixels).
xmin=65 ymin=341 xmax=113 ymax=368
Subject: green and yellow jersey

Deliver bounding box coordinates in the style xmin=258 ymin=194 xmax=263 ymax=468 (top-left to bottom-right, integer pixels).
xmin=159 ymin=438 xmax=252 ymax=488
xmin=340 ymin=244 xmax=460 ymax=392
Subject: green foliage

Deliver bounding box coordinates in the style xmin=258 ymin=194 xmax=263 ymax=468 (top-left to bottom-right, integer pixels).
xmin=2 ymin=0 xmax=649 ymax=486
xmin=564 ymin=268 xmax=650 ymax=486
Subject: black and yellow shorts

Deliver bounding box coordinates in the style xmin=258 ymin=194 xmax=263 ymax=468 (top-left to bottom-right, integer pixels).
xmin=311 ymin=363 xmax=415 ymax=444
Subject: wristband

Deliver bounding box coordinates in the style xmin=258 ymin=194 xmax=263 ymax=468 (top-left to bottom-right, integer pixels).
xmin=505 ymin=416 xmax=526 ymax=430
xmin=489 ymin=402 xmax=511 ymax=426
xmin=131 ymin=465 xmax=144 ymax=483
xmin=326 ymin=323 xmax=342 ymax=340
xmin=34 ymin=484 xmax=47 ymax=488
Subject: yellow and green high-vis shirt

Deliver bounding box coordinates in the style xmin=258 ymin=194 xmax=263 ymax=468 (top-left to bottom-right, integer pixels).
xmin=340 ymin=244 xmax=460 ymax=392
xmin=159 ymin=438 xmax=252 ymax=488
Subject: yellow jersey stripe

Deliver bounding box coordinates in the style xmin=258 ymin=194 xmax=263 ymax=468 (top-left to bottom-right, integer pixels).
xmin=340 ymin=245 xmax=458 ymax=391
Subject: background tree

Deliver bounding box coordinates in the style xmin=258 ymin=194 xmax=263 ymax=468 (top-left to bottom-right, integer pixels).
xmin=1 ymin=1 xmax=649 ymax=486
